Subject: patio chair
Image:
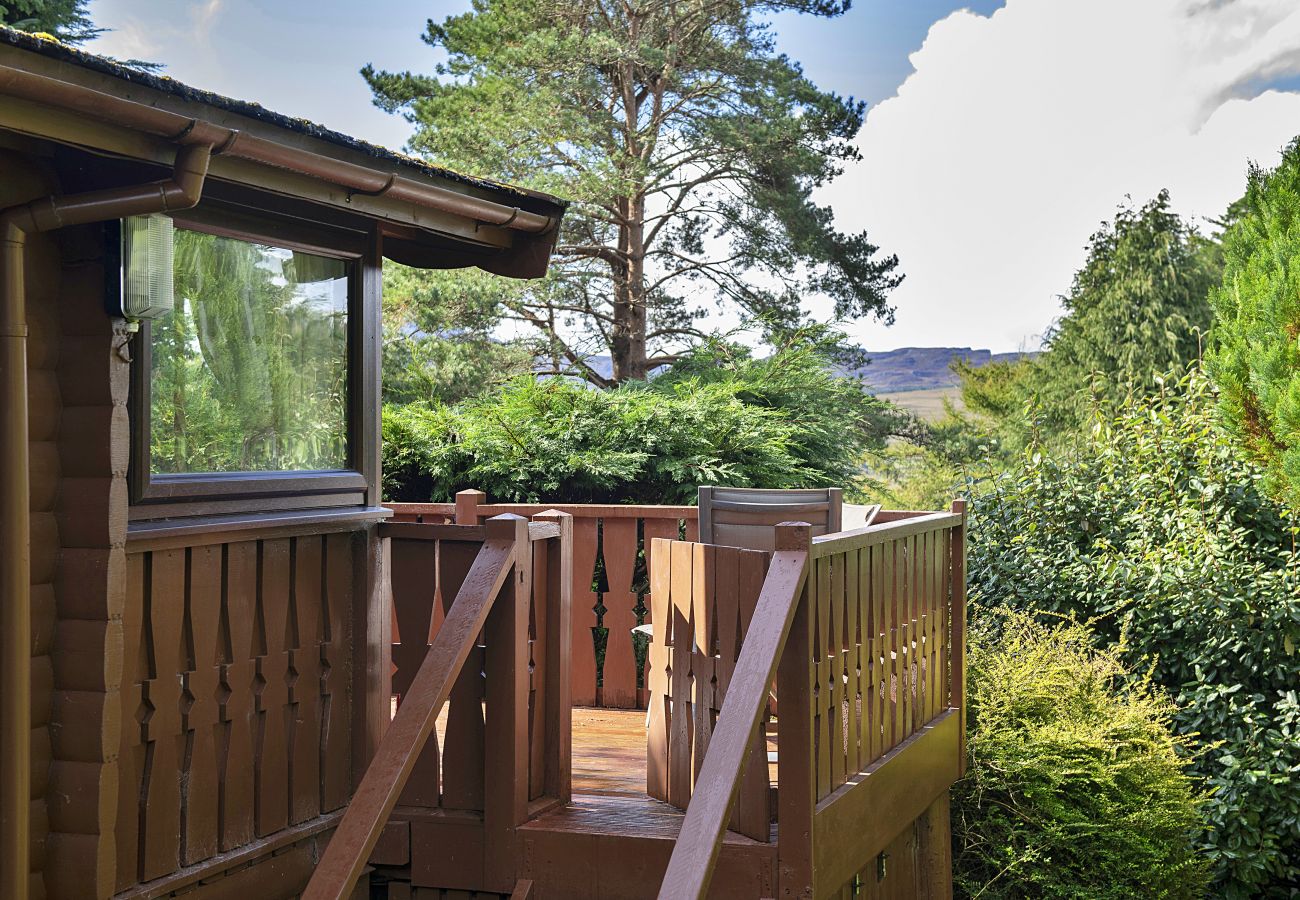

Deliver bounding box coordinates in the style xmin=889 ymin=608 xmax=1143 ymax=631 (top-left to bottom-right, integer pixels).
xmin=697 ymin=486 xmax=846 ymax=551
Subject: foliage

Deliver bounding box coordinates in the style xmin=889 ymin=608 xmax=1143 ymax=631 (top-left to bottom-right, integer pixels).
xmin=965 ymin=367 xmax=1300 ymax=896
xmin=962 ymin=192 xmax=1218 ymax=447
xmin=364 ymin=0 xmax=900 ymax=384
xmin=1209 ymin=137 xmax=1300 ymax=509
xmin=382 ymin=326 xmax=905 ymax=503
xmin=150 ymin=229 xmax=348 ymax=473
xmin=382 ymin=263 xmax=532 ymax=406
xmin=953 ymin=612 xmax=1209 ymax=900
xmin=0 ymin=0 xmax=98 ymax=43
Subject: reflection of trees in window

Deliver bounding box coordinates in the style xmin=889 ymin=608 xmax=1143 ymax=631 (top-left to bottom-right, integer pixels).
xmin=149 ymin=228 xmax=349 ymax=474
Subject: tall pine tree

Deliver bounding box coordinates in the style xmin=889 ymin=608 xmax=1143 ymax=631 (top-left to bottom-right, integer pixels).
xmin=364 ymin=0 xmax=901 ymax=385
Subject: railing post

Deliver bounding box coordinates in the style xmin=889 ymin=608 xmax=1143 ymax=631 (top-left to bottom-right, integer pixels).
xmin=950 ymin=498 xmax=967 ymax=778
xmin=775 ymin=523 xmax=815 ymax=900
xmin=483 ymin=513 xmax=531 ymax=891
xmin=534 ymin=510 xmax=573 ymax=802
xmin=456 ymin=488 xmax=486 ymax=525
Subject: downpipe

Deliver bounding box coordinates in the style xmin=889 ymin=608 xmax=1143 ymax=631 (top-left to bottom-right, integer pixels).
xmin=0 ymin=141 xmax=212 ymax=899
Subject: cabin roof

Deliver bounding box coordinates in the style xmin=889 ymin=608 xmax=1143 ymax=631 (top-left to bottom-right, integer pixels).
xmin=0 ymin=26 xmax=563 ymax=209
xmin=0 ymin=26 xmax=566 ymax=277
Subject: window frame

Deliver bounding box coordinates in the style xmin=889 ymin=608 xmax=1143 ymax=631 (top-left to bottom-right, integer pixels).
xmin=123 ymin=204 xmax=379 ymax=520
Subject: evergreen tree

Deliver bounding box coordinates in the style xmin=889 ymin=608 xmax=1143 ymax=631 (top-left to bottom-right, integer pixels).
xmin=364 ymin=0 xmax=901 ymax=386
xmin=0 ymin=0 xmax=98 ymax=44
xmin=1209 ymin=138 xmax=1300 ymax=507
xmin=962 ymin=191 xmax=1218 ymax=444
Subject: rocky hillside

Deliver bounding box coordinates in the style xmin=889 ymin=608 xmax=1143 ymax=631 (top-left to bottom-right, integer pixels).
xmin=853 ymin=347 xmax=1032 ymax=393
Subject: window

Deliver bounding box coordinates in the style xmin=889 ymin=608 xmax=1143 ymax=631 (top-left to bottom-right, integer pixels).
xmin=149 ymin=228 xmax=349 ymax=474
xmin=125 ymin=210 xmax=373 ymax=517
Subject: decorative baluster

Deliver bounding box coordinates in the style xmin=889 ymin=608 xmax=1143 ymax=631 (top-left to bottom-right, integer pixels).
xmin=255 ymin=539 xmax=292 ymax=836
xmin=220 ymin=542 xmax=258 ymax=850
xmin=140 ymin=549 xmax=185 ymax=880
xmin=291 ymin=536 xmax=324 ymax=824
xmin=183 ymin=545 xmax=222 ymax=865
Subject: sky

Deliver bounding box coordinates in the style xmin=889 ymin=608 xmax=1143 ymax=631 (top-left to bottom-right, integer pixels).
xmin=88 ymin=0 xmax=1300 ymax=352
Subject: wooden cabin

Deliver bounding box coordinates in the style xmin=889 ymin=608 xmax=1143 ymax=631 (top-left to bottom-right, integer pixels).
xmin=0 ymin=28 xmax=968 ymax=900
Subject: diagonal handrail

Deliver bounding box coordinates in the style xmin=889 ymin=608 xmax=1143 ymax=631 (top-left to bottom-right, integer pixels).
xmin=303 ymin=514 xmax=526 ymax=900
xmin=656 ymin=523 xmax=811 ymax=900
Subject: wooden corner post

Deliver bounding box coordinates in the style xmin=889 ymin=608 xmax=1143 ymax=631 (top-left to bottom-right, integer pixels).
xmin=484 ymin=513 xmax=532 ymax=891
xmin=774 ymin=522 xmax=815 ymax=900
xmin=456 ymin=488 xmax=486 ymax=525
xmin=950 ymin=498 xmax=967 ymax=778
xmin=534 ymin=509 xmax=574 ymax=802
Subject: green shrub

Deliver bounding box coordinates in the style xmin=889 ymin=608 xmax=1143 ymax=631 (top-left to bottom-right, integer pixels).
xmin=966 ymin=368 xmax=1300 ymax=896
xmin=954 ymin=613 xmax=1209 ymax=899
xmin=381 ymin=328 xmax=906 ymax=503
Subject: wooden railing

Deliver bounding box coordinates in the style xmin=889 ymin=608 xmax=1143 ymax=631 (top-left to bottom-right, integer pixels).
xmin=645 ymin=538 xmax=774 ymax=840
xmin=116 ymin=532 xmax=356 ymax=892
xmin=654 ymin=502 xmax=968 ymax=899
xmin=657 ymin=524 xmax=811 ymax=899
xmin=305 ymin=511 xmax=572 ymax=899
xmin=388 ymin=491 xmax=698 ymax=709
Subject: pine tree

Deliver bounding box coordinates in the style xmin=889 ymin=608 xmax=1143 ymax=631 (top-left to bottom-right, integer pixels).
xmin=364 ymin=0 xmax=901 ymax=385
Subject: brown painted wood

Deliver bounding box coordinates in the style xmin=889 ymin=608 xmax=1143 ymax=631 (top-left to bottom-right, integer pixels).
xmin=528 ymin=540 xmax=548 ymax=802
xmin=689 ymin=542 xmax=714 ymax=785
xmin=656 ymin=525 xmax=809 ymax=900
xmin=645 ymin=538 xmax=671 ymax=802
xmin=142 ymin=548 xmax=185 ymax=881
xmin=599 ymin=517 xmax=639 ymax=708
xmin=813 ymin=556 xmax=830 ymax=802
xmin=256 ymin=539 xmax=292 ymax=837
xmin=811 ymin=710 xmax=959 ymax=896
xmin=222 ymin=541 xmax=259 ymax=851
xmin=184 ymin=544 xmax=224 ymax=866
xmin=116 ymin=552 xmax=147 ymax=891
xmin=915 ymin=792 xmax=954 ymax=900
xmin=666 ymin=539 xmax=694 ymax=809
xmin=292 ymin=535 xmax=325 ymax=825
xmin=950 ymin=500 xmax=967 ymax=778
xmin=483 ymin=515 xmax=531 ymax=890
xmin=302 ymin=516 xmax=519 ymax=900
xmin=534 ymin=512 xmax=573 ymax=803
xmin=732 ymin=548 xmax=774 ymax=842
xmin=569 ymin=516 xmax=599 ymax=707
xmin=322 ymin=531 xmax=353 ymax=812
xmin=391 ymin=537 xmax=442 ymax=808
xmin=439 ymin=537 xmax=485 ymax=812
xmin=829 ymin=552 xmax=846 ymax=794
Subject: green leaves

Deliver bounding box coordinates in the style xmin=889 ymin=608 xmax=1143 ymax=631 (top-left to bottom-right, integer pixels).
xmin=965 ymin=367 xmax=1300 ymax=895
xmin=380 ymin=326 xmax=902 ymax=503
xmin=954 ymin=613 xmax=1209 ymax=900
xmin=1209 ymin=137 xmax=1300 ymax=511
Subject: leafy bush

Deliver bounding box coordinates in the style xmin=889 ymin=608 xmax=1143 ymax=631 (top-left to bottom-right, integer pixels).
xmin=965 ymin=368 xmax=1300 ymax=896
xmin=954 ymin=613 xmax=1209 ymax=899
xmin=382 ymin=328 xmax=907 ymax=503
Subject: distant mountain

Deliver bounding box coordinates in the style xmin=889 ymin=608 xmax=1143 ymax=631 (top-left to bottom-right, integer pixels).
xmin=559 ymin=346 xmax=1032 ymax=393
xmin=851 ymin=347 xmax=1033 ymax=393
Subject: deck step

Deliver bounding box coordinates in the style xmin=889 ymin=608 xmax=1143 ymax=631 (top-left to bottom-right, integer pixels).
xmin=516 ymin=794 xmax=777 ymax=899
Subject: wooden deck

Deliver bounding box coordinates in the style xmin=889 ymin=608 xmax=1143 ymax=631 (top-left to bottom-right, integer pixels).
xmin=522 ymin=709 xmax=779 ymax=899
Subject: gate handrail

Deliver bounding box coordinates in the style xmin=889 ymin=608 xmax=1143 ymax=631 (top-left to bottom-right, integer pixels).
xmin=656 ymin=523 xmax=811 ymax=900
xmin=303 ymin=514 xmax=527 ymax=900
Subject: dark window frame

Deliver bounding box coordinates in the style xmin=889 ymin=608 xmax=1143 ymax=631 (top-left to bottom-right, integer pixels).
xmin=122 ymin=203 xmax=381 ymax=521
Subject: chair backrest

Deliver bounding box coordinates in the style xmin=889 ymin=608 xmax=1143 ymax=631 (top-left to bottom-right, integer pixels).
xmin=697 ymin=486 xmax=844 ymax=551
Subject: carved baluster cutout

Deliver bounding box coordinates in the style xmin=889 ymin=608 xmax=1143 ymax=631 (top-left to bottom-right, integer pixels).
xmin=182 ymin=545 xmax=222 ymax=865
xmin=255 ymin=539 xmax=292 ymax=835
xmin=291 ymin=536 xmax=324 ymax=823
xmin=141 ymin=549 xmax=185 ymax=880
xmin=115 ymin=553 xmax=148 ymax=891
xmin=320 ymin=532 xmax=353 ymax=811
xmin=220 ymin=542 xmax=258 ymax=850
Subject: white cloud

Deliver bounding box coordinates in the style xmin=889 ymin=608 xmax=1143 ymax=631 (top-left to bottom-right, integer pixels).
xmin=835 ymin=0 xmax=1300 ymax=351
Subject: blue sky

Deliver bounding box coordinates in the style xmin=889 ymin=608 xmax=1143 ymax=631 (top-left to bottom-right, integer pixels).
xmin=90 ymin=0 xmax=1003 ymax=152
xmin=89 ymin=1 xmax=1300 ymax=352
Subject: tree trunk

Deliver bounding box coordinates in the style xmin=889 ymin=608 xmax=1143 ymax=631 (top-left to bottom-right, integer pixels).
xmin=610 ymin=196 xmax=649 ymax=383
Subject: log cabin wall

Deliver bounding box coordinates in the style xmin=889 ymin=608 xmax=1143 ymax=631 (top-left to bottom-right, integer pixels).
xmin=0 ymin=146 xmax=61 ymax=900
